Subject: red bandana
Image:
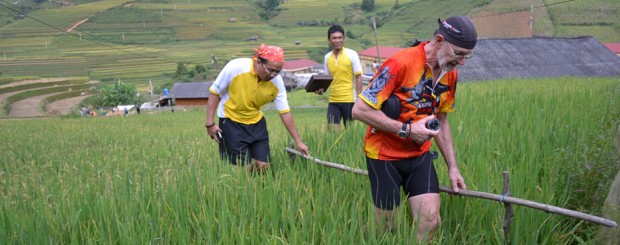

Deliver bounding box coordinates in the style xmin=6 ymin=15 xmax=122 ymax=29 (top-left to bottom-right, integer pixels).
xmin=253 ymin=44 xmax=284 ymax=62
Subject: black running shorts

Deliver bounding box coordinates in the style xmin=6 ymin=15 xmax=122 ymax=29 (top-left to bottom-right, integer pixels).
xmin=366 ymin=152 xmax=439 ymax=210
xmin=218 ymin=117 xmax=270 ymax=165
xmin=327 ymin=102 xmax=354 ymax=126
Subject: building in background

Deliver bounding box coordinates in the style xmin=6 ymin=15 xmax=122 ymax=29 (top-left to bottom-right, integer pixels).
xmin=460 ymin=37 xmax=620 ymax=81
xmin=603 ymin=43 xmax=620 ymax=56
xmin=160 ymin=81 xmax=212 ymax=107
xmin=282 ymin=59 xmax=322 ymax=88
xmin=358 ymin=46 xmax=404 ymax=77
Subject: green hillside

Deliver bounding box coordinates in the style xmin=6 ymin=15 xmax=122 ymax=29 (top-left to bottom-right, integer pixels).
xmin=0 ymin=0 xmax=618 ymax=87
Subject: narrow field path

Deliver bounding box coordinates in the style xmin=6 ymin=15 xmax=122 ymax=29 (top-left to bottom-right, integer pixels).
xmin=9 ymin=92 xmax=64 ymax=117
xmin=0 ymin=91 xmax=20 ymax=107
xmin=47 ymin=94 xmax=91 ymax=116
xmin=66 ymin=18 xmax=88 ymax=32
xmin=0 ymin=78 xmax=70 ymax=89
xmin=0 ymin=90 xmax=27 ymax=116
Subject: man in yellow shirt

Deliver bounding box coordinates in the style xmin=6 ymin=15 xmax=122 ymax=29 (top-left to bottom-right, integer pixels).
xmin=205 ymin=44 xmax=309 ymax=172
xmin=318 ymin=25 xmax=363 ymax=131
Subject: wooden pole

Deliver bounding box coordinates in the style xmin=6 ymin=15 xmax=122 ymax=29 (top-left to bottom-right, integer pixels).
xmin=502 ymin=171 xmax=513 ymax=243
xmin=285 ymin=147 xmax=618 ymax=228
xmin=372 ymin=17 xmax=381 ymax=63
xmin=286 ymin=147 xmax=368 ymax=175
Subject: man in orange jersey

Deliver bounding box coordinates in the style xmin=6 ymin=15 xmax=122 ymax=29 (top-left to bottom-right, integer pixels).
xmin=205 ymin=44 xmax=309 ymax=172
xmin=352 ymin=16 xmax=477 ymax=241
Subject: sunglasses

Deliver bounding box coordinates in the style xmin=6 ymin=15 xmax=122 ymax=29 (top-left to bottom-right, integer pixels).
xmin=446 ymin=42 xmax=473 ymax=60
xmin=261 ymin=62 xmax=281 ymax=75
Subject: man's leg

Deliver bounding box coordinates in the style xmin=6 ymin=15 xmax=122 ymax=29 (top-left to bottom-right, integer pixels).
xmin=366 ymin=158 xmax=402 ymax=232
xmin=248 ymin=160 xmax=269 ymax=173
xmin=326 ymin=103 xmax=342 ymax=131
xmin=218 ymin=118 xmax=253 ymax=166
xmin=409 ymin=193 xmax=441 ymax=242
xmin=248 ymin=117 xmax=270 ymax=173
xmin=403 ymin=152 xmax=441 ymax=242
xmin=341 ymin=102 xmax=354 ymax=128
xmin=374 ymin=207 xmax=396 ymax=232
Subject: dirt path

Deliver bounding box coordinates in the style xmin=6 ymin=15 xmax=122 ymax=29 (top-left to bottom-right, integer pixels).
xmin=0 ymin=90 xmax=35 ymax=116
xmin=9 ymin=92 xmax=64 ymax=117
xmin=0 ymin=91 xmax=19 ymax=108
xmin=0 ymin=78 xmax=71 ymax=89
xmin=1 ymin=78 xmax=98 ymax=117
xmin=66 ymin=18 xmax=88 ymax=32
xmin=46 ymin=94 xmax=91 ymax=116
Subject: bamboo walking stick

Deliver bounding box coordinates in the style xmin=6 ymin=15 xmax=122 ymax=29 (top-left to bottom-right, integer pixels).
xmin=285 ymin=147 xmax=618 ymax=228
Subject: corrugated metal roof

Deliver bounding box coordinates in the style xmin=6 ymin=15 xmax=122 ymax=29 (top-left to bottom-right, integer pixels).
xmin=283 ymin=59 xmax=319 ymax=70
xmin=459 ymin=36 xmax=620 ymax=81
xmin=603 ymin=43 xmax=620 ymax=54
xmin=359 ymin=46 xmax=404 ymax=59
xmin=171 ymin=81 xmax=212 ymax=99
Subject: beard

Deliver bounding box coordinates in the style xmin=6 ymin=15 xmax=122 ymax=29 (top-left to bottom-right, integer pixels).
xmin=438 ymin=51 xmax=458 ymax=72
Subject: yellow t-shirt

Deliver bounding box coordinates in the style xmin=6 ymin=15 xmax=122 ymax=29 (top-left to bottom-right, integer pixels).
xmin=323 ymin=48 xmax=363 ymax=103
xmin=209 ymin=58 xmax=290 ymax=124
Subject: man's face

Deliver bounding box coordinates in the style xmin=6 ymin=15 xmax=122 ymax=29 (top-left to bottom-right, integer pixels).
xmin=438 ymin=41 xmax=473 ymax=72
xmin=259 ymin=60 xmax=283 ymax=81
xmin=328 ymin=32 xmax=344 ymax=51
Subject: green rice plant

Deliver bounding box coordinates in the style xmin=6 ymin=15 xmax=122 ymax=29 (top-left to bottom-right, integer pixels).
xmin=0 ymin=71 xmax=618 ymax=243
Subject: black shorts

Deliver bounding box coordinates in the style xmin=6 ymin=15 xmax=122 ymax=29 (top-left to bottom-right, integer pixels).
xmin=366 ymin=152 xmax=439 ymax=210
xmin=218 ymin=117 xmax=270 ymax=165
xmin=327 ymin=102 xmax=354 ymax=126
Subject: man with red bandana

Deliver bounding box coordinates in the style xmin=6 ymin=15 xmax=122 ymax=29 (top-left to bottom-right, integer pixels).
xmin=205 ymin=44 xmax=309 ymax=172
xmin=352 ymin=16 xmax=477 ymax=241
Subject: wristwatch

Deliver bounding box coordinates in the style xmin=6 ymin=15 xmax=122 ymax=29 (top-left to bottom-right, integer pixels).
xmin=397 ymin=122 xmax=407 ymax=138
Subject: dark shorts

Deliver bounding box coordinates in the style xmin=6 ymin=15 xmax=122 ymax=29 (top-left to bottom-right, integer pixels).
xmin=218 ymin=117 xmax=270 ymax=165
xmin=327 ymin=102 xmax=354 ymax=126
xmin=366 ymin=152 xmax=439 ymax=210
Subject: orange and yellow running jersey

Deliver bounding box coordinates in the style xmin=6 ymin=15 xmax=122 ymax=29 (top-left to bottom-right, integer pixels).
xmin=358 ymin=42 xmax=458 ymax=160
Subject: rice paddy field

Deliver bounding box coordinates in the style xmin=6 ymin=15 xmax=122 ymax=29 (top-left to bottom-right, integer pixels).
xmin=1 ymin=0 xmax=618 ymax=84
xmin=1 ymin=77 xmax=618 ymax=244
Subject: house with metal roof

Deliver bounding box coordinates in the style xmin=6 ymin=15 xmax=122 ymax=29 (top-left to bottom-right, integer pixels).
xmin=161 ymin=81 xmax=212 ymax=107
xmin=358 ymin=46 xmax=404 ymax=77
xmin=283 ymin=59 xmax=321 ymax=74
xmin=459 ymin=36 xmax=620 ymax=81
xmin=603 ymin=43 xmax=620 ymax=56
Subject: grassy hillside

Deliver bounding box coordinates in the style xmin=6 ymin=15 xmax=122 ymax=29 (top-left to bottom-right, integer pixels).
xmin=0 ymin=0 xmax=618 ymax=88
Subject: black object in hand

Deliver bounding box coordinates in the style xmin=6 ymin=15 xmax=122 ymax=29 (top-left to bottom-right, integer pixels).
xmin=216 ymin=131 xmax=223 ymax=141
xmin=426 ymin=119 xmax=440 ymax=131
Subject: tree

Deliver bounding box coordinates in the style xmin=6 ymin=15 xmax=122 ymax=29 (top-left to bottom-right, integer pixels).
xmin=346 ymin=30 xmax=357 ymax=39
xmin=174 ymin=62 xmax=189 ymax=79
xmin=262 ymin=0 xmax=280 ymax=12
xmin=100 ymin=81 xmax=138 ymax=107
xmin=256 ymin=0 xmax=281 ymax=20
xmin=393 ymin=0 xmax=400 ymax=10
xmin=194 ymin=64 xmax=206 ymax=74
xmin=361 ymin=0 xmax=374 ymax=12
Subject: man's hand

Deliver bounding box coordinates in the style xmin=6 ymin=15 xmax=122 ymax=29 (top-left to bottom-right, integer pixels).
xmin=296 ymin=141 xmax=310 ymax=156
xmin=207 ymin=125 xmax=222 ymax=144
xmin=315 ymin=88 xmax=324 ymax=95
xmin=448 ymin=167 xmax=466 ymax=193
xmin=408 ymin=116 xmax=440 ymax=144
